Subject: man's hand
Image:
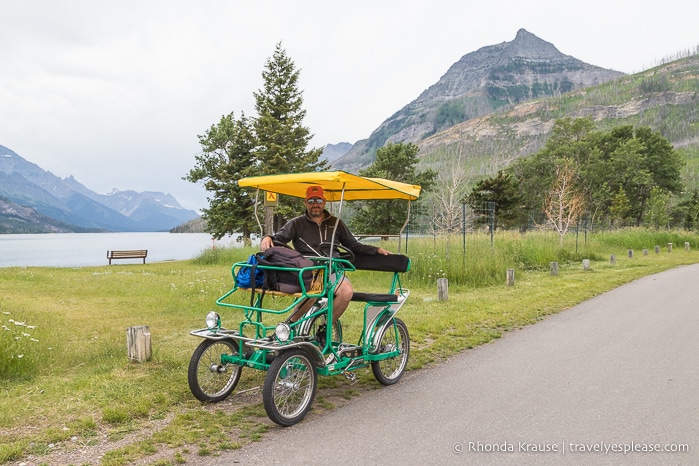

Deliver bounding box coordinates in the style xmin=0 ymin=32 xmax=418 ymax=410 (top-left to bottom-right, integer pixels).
xmin=260 ymin=236 xmax=273 ymax=251
xmin=377 ymin=247 xmax=390 ymax=255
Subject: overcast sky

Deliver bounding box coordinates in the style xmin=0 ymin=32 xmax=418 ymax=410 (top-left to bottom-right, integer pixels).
xmin=1 ymin=0 xmax=696 ymax=212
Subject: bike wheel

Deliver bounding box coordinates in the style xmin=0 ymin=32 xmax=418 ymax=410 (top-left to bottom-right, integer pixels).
xmin=371 ymin=318 xmax=410 ymax=386
xmin=263 ymin=348 xmax=317 ymax=426
xmin=188 ymin=339 xmax=242 ymax=402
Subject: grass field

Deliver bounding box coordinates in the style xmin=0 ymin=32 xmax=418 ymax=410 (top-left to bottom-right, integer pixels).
xmin=1 ymin=229 xmax=698 ymax=465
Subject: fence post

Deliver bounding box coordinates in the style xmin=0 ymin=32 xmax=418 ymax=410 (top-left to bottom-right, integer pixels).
xmin=643 ymin=248 xmax=648 ymax=256
xmin=437 ymin=278 xmax=448 ymax=301
xmin=506 ymin=269 xmax=515 ymax=286
xmin=628 ymin=249 xmax=634 ymax=258
xmin=127 ymin=325 xmax=152 ymax=363
xmin=550 ymin=262 xmax=558 ymax=276
xmin=610 ymin=254 xmax=616 ymax=265
xmin=582 ymin=259 xmax=590 ymax=270
xmin=685 ymin=242 xmax=690 ymax=251
xmin=654 ymin=245 xmax=660 ymax=254
xmin=668 ymin=243 xmax=673 ymax=253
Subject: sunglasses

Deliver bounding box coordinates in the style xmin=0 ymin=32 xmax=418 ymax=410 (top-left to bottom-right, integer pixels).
xmin=306 ymin=198 xmax=324 ymax=205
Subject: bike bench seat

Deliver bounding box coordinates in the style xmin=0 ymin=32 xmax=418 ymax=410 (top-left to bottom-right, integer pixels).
xmin=237 ymin=288 xmax=399 ymax=303
xmin=237 ymin=287 xmax=308 ymax=298
xmin=349 ymin=253 xmax=409 ymax=303
xmin=351 ymin=292 xmax=398 ymax=302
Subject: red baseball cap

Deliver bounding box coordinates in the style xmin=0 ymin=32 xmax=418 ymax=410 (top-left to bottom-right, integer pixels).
xmin=305 ymin=185 xmax=325 ymax=199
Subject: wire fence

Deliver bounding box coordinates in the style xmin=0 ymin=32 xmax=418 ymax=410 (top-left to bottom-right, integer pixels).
xmin=408 ymin=202 xmax=616 ymax=262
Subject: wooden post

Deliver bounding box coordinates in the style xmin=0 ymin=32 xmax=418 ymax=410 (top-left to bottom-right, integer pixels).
xmin=506 ymin=269 xmax=515 ymax=286
xmin=550 ymin=262 xmax=558 ymax=276
xmin=685 ymin=242 xmax=690 ymax=251
xmin=654 ymin=245 xmax=660 ymax=254
xmin=643 ymin=248 xmax=648 ymax=256
xmin=582 ymin=259 xmax=590 ymax=270
xmin=668 ymin=243 xmax=673 ymax=253
xmin=610 ymin=254 xmax=616 ymax=265
xmin=628 ymin=249 xmax=634 ymax=258
xmin=437 ymin=278 xmax=448 ymax=301
xmin=127 ymin=325 xmax=152 ymax=363
xmin=264 ymin=206 xmax=275 ymax=236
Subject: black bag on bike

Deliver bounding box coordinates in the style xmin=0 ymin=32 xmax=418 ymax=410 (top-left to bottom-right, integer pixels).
xmin=256 ymin=246 xmax=314 ymax=293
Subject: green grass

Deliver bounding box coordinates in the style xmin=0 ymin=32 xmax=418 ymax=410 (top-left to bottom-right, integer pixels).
xmin=2 ymin=228 xmax=699 ymax=464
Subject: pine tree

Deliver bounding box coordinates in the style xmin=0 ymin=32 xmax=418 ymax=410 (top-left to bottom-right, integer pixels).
xmin=466 ymin=170 xmax=521 ymax=230
xmin=349 ymin=143 xmax=435 ymax=235
xmin=184 ymin=112 xmax=258 ymax=241
xmin=253 ymin=42 xmax=326 ymax=223
xmin=185 ymin=42 xmax=325 ymax=238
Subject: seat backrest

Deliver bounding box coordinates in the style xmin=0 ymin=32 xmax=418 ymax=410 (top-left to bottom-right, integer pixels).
xmin=351 ymin=253 xmax=410 ymax=272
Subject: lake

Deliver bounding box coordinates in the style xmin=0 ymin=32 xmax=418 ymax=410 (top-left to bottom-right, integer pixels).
xmin=0 ymin=232 xmax=246 ymax=268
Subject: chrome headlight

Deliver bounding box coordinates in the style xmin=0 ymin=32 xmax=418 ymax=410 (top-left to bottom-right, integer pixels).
xmin=206 ymin=311 xmax=221 ymax=331
xmin=274 ymin=322 xmax=291 ymax=342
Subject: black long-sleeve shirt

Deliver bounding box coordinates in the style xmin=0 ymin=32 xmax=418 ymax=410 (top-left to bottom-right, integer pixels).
xmin=266 ymin=209 xmax=380 ymax=257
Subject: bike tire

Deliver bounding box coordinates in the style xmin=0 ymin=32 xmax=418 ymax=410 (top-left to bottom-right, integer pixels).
xmin=188 ymin=339 xmax=242 ymax=402
xmin=371 ymin=317 xmax=410 ymax=386
xmin=263 ymin=348 xmax=317 ymax=426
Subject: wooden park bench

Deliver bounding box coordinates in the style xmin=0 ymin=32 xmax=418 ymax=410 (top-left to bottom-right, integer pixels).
xmin=107 ymin=249 xmax=148 ymax=265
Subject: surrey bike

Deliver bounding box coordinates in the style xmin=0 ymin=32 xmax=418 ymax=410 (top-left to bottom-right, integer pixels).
xmin=187 ymin=171 xmax=420 ymax=426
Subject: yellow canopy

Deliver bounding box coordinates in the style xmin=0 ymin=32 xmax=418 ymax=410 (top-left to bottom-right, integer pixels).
xmin=237 ymin=171 xmax=421 ymax=201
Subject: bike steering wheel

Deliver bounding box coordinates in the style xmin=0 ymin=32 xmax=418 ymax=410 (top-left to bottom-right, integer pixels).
xmin=318 ymin=242 xmax=355 ymax=262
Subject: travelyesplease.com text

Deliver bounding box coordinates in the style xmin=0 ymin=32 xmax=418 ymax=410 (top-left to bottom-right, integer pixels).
xmin=455 ymin=440 xmax=689 ymax=455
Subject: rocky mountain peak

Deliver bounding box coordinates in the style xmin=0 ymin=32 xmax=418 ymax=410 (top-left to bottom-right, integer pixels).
xmin=508 ymin=28 xmax=562 ymax=59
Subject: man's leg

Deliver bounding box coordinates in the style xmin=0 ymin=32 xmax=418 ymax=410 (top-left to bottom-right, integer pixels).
xmin=331 ymin=279 xmax=353 ymax=323
xmin=288 ymin=297 xmax=315 ymax=323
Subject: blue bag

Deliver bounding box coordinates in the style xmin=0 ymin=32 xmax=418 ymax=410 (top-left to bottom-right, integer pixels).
xmin=236 ymin=254 xmax=265 ymax=288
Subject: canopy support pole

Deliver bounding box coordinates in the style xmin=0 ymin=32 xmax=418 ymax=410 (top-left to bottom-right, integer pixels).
xmin=252 ymin=188 xmax=263 ymax=237
xmin=397 ymin=200 xmax=411 ymax=254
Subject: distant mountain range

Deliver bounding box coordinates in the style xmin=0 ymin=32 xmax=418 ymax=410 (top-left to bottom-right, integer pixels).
xmin=0 ymin=145 xmax=199 ymax=233
xmin=320 ymin=142 xmax=353 ymax=163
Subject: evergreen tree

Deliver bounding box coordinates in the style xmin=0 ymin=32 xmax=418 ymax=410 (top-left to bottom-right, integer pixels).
xmin=466 ymin=170 xmax=521 ymax=230
xmin=253 ymin=42 xmax=327 ymax=223
xmin=184 ymin=113 xmax=257 ymax=241
xmin=185 ymin=43 xmax=325 ymax=238
xmin=349 ymin=143 xmax=435 ymax=235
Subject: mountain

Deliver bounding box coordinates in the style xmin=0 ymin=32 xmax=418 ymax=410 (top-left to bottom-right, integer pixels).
xmin=333 ymin=29 xmax=625 ymax=172
xmin=321 ymin=142 xmax=353 ymax=163
xmin=0 ymin=145 xmax=199 ymax=233
xmin=0 ymin=197 xmax=102 ymax=234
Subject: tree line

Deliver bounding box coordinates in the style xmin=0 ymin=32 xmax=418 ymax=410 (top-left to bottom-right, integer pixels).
xmin=465 ymin=116 xmax=694 ymax=239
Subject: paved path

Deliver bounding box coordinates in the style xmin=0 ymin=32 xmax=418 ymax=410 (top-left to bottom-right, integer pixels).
xmin=203 ymin=264 xmax=699 ymax=465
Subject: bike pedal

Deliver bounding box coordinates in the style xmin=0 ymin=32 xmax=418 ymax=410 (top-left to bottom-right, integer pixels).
xmin=342 ymin=371 xmax=356 ymax=382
